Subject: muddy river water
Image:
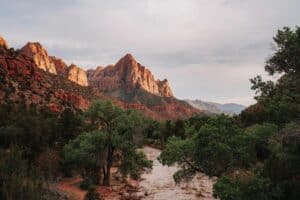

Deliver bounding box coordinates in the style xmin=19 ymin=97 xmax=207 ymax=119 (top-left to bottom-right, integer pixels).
xmin=135 ymin=146 xmax=217 ymax=200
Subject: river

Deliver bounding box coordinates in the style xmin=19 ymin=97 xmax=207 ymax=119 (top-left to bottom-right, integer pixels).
xmin=135 ymin=146 xmax=217 ymax=200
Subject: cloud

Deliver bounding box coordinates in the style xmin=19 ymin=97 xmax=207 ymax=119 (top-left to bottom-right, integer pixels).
xmin=1 ymin=0 xmax=300 ymax=105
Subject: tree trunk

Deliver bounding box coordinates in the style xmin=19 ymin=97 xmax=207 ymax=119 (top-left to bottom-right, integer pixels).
xmin=102 ymin=145 xmax=114 ymax=186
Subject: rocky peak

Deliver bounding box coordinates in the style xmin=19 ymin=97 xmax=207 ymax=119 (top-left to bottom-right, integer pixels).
xmin=157 ymin=79 xmax=173 ymax=97
xmin=0 ymin=35 xmax=8 ymax=49
xmin=87 ymin=65 xmax=104 ymax=80
xmin=88 ymin=53 xmax=173 ymax=97
xmin=50 ymin=56 xmax=68 ymax=75
xmin=65 ymin=64 xmax=88 ymax=86
xmin=20 ymin=42 xmax=57 ymax=74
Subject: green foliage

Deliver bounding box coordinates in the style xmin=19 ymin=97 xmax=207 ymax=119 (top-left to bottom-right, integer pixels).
xmin=84 ymin=186 xmax=103 ymax=200
xmin=265 ymin=27 xmax=300 ymax=76
xmin=63 ymin=100 xmax=152 ymax=186
xmin=63 ymin=130 xmax=106 ymax=185
xmin=246 ymin=27 xmax=300 ymax=126
xmin=213 ymin=175 xmax=281 ymax=200
xmin=0 ymin=146 xmax=43 ymax=200
xmin=0 ymin=103 xmax=83 ymax=154
xmin=159 ymin=136 xmax=194 ymax=166
xmin=80 ymin=179 xmax=94 ymax=190
xmin=159 ymin=27 xmax=300 ymax=200
xmin=120 ymin=150 xmax=152 ymax=179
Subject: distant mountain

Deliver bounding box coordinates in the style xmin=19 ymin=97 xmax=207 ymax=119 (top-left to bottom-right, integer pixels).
xmin=185 ymin=99 xmax=246 ymax=115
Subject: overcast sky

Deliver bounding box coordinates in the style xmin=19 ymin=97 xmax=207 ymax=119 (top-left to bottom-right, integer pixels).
xmin=1 ymin=0 xmax=300 ymax=105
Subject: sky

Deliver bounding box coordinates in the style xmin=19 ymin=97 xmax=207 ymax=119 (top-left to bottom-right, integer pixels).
xmin=1 ymin=0 xmax=300 ymax=106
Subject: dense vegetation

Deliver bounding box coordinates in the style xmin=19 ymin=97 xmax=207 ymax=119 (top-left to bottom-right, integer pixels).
xmin=160 ymin=27 xmax=300 ymax=200
xmin=0 ymin=100 xmax=152 ymax=199
xmin=0 ymin=103 xmax=84 ymax=199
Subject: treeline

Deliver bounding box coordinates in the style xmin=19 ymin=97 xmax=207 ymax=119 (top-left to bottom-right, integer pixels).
xmin=159 ymin=27 xmax=300 ymax=200
xmin=0 ymin=103 xmax=84 ymax=199
xmin=0 ymin=100 xmax=152 ymax=199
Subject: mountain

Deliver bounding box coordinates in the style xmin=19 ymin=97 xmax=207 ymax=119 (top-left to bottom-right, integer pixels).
xmin=87 ymin=54 xmax=173 ymax=98
xmin=185 ymin=99 xmax=246 ymax=115
xmin=0 ymin=35 xmax=200 ymax=120
xmin=20 ymin=42 xmax=58 ymax=74
xmin=87 ymin=54 xmax=199 ymax=119
xmin=65 ymin=64 xmax=89 ymax=86
xmin=20 ymin=42 xmax=89 ymax=86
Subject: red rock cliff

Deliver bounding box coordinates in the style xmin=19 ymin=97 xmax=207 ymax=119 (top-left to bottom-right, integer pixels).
xmin=88 ymin=54 xmax=173 ymax=97
xmin=0 ymin=35 xmax=8 ymax=49
xmin=20 ymin=42 xmax=57 ymax=74
xmin=65 ymin=64 xmax=89 ymax=86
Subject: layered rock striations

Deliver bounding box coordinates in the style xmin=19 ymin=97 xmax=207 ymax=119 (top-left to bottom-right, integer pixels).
xmin=65 ymin=64 xmax=89 ymax=86
xmin=0 ymin=35 xmax=200 ymax=120
xmin=19 ymin=42 xmax=88 ymax=86
xmin=88 ymin=54 xmax=173 ymax=97
xmin=50 ymin=56 xmax=68 ymax=75
xmin=20 ymin=42 xmax=57 ymax=74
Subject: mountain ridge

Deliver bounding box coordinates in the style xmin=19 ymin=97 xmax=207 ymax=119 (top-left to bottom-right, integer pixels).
xmin=0 ymin=35 xmax=200 ymax=120
xmin=87 ymin=53 xmax=173 ymax=98
xmin=185 ymin=99 xmax=246 ymax=115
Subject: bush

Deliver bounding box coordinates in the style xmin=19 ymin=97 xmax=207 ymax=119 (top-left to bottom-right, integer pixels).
xmin=80 ymin=179 xmax=93 ymax=190
xmin=84 ymin=186 xmax=102 ymax=200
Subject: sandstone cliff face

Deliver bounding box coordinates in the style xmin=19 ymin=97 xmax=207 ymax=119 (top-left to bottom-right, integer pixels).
xmin=20 ymin=42 xmax=57 ymax=74
xmin=0 ymin=35 xmax=8 ymax=49
xmin=88 ymin=54 xmax=173 ymax=97
xmin=19 ymin=43 xmax=88 ymax=86
xmin=0 ymin=47 xmax=93 ymax=112
xmin=65 ymin=64 xmax=88 ymax=86
xmin=0 ymin=35 xmax=200 ymax=120
xmin=87 ymin=66 xmax=104 ymax=80
xmin=50 ymin=56 xmax=68 ymax=75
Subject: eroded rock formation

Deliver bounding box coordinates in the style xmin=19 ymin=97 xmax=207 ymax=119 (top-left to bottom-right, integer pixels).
xmin=65 ymin=64 xmax=89 ymax=86
xmin=88 ymin=54 xmax=173 ymax=97
xmin=20 ymin=42 xmax=57 ymax=74
xmin=50 ymin=56 xmax=68 ymax=75
xmin=0 ymin=35 xmax=8 ymax=49
xmin=0 ymin=35 xmax=200 ymax=120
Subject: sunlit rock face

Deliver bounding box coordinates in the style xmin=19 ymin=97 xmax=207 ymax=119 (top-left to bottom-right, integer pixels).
xmin=0 ymin=35 xmax=199 ymax=120
xmin=65 ymin=64 xmax=89 ymax=86
xmin=0 ymin=35 xmax=9 ymax=49
xmin=20 ymin=42 xmax=57 ymax=74
xmin=88 ymin=53 xmax=173 ymax=97
xmin=19 ymin=43 xmax=88 ymax=87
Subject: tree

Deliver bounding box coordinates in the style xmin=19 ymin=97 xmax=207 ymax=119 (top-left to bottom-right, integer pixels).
xmin=265 ymin=27 xmax=300 ymax=76
xmin=0 ymin=145 xmax=43 ymax=200
xmin=64 ymin=100 xmax=152 ymax=186
xmin=63 ymin=131 xmax=107 ymax=185
xmin=246 ymin=27 xmax=300 ymax=126
xmin=84 ymin=186 xmax=102 ymax=200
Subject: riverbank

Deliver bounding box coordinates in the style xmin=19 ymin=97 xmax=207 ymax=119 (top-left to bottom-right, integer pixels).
xmin=55 ymin=146 xmax=216 ymax=200
xmin=135 ymin=146 xmax=217 ymax=200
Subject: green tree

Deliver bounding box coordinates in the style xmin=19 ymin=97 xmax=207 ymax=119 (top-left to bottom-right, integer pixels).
xmin=63 ymin=100 xmax=152 ymax=186
xmin=84 ymin=186 xmax=102 ymax=200
xmin=245 ymin=27 xmax=300 ymax=126
xmin=0 ymin=146 xmax=43 ymax=200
